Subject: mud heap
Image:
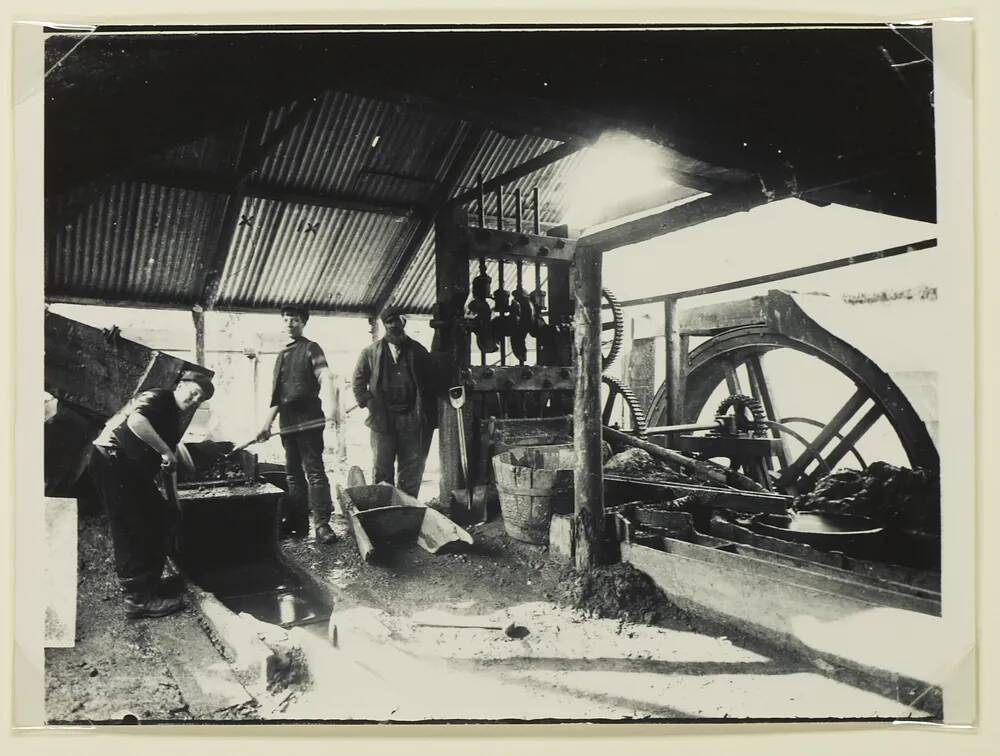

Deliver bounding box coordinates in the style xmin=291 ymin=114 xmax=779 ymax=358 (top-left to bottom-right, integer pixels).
xmin=556 ymin=562 xmax=692 ymax=627
xmin=794 ymin=461 xmax=939 ymax=533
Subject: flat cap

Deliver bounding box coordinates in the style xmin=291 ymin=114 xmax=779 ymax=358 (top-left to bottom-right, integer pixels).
xmin=178 ymin=370 xmax=215 ymax=401
xmin=380 ymin=307 xmax=407 ymax=323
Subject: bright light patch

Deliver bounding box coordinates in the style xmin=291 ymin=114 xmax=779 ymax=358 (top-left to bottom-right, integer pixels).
xmin=563 ymin=131 xmax=676 ymax=229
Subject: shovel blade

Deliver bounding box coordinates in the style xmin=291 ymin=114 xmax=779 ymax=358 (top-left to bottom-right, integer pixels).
xmin=449 ymin=486 xmax=491 ymax=525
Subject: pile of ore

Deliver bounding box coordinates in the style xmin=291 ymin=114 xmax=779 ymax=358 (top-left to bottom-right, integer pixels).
xmin=201 ymin=455 xmax=249 ymax=482
xmin=556 ymin=562 xmax=691 ymax=627
xmin=603 ymin=447 xmax=694 ymax=484
xmin=794 ymin=461 xmax=939 ymax=533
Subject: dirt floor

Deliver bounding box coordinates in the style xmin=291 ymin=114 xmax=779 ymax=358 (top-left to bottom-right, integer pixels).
xmin=45 ymin=498 xmax=935 ymax=724
xmin=44 ymin=513 xmax=262 ymax=723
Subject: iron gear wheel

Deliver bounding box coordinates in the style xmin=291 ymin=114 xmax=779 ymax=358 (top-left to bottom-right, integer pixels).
xmin=715 ymin=394 xmax=768 ymax=437
xmin=601 ymin=287 xmax=624 ymax=372
xmin=601 ymin=375 xmax=649 ymax=438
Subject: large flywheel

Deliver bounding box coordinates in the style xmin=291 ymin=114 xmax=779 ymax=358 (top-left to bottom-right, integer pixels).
xmin=647 ymin=292 xmax=939 ymax=496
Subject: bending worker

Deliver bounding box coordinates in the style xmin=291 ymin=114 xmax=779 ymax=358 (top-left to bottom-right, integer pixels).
xmin=352 ymin=308 xmax=437 ymax=498
xmin=256 ymin=304 xmax=338 ymax=544
xmin=90 ymin=371 xmax=215 ymax=619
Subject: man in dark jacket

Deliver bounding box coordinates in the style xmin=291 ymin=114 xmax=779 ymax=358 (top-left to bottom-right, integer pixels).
xmin=90 ymin=371 xmax=214 ymax=619
xmin=256 ymin=304 xmax=338 ymax=544
xmin=352 ymin=309 xmax=438 ymax=497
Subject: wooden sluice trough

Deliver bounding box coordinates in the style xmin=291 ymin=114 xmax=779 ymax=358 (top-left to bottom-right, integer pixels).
xmin=607 ymin=487 xmax=945 ymax=718
xmin=336 ymin=473 xmax=474 ymax=563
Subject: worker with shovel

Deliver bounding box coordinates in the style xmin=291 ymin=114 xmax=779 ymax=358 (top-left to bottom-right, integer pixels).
xmin=89 ymin=371 xmax=215 ymax=619
xmin=256 ymin=304 xmax=339 ymax=544
xmin=352 ymin=308 xmax=438 ymax=498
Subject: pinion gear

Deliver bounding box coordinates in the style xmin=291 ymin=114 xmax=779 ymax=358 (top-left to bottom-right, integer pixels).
xmin=715 ymin=394 xmax=768 ymax=437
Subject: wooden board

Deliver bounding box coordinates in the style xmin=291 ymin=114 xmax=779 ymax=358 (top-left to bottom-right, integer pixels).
xmin=622 ymin=540 xmax=945 ymax=716
xmin=604 ymin=474 xmax=791 ymax=514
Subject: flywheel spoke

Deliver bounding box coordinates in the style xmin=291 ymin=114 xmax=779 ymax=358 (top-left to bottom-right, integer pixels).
xmin=780 ymin=416 xmax=868 ymax=470
xmin=802 ymin=403 xmax=882 ymax=489
xmin=723 ymin=361 xmax=743 ymax=395
xmin=776 ymin=387 xmax=869 ymax=489
xmin=745 ymin=354 xmax=790 ymax=470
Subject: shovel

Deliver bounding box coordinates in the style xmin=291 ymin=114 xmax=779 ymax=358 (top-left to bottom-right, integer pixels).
xmin=225 ymin=417 xmax=330 ymax=457
xmin=448 ymin=386 xmax=490 ymax=526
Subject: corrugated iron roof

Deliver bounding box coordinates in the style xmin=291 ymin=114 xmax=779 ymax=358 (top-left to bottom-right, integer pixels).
xmin=44 ymin=90 xmax=615 ymax=315
xmin=47 ymin=182 xmax=227 ymax=305
xmin=256 ymin=91 xmax=464 ymax=206
xmin=214 ymin=197 xmax=418 ymax=313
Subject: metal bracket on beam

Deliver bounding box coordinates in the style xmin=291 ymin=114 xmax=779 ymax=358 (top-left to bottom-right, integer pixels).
xmin=460 ymin=226 xmax=576 ymax=264
xmin=463 ymin=365 xmax=574 ymax=393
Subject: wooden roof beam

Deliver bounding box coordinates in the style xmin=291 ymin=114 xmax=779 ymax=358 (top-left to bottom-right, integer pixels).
xmin=372 ymin=124 xmax=487 ymax=317
xmin=196 ymin=97 xmax=324 ymax=308
xmin=447 ymin=140 xmax=587 ymax=208
xmin=577 ymin=182 xmax=770 ymax=254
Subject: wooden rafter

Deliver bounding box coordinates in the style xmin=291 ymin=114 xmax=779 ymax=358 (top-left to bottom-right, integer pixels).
xmin=577 ymin=181 xmax=769 ymax=255
xmin=371 ymin=124 xmax=487 ymax=317
xmin=198 ymin=98 xmax=320 ymax=309
xmin=447 ymin=141 xmax=586 ymax=208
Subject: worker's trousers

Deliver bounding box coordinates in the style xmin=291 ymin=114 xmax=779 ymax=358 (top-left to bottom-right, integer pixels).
xmin=371 ymin=411 xmax=431 ymax=498
xmin=281 ymin=428 xmax=332 ymax=529
xmin=89 ymin=446 xmax=175 ymax=597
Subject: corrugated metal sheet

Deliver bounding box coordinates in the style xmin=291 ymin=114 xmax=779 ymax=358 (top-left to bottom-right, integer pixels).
xmin=451 ymin=131 xmax=588 ymax=226
xmin=256 ymin=91 xmax=462 ymax=206
xmin=213 ymin=197 xmax=418 ymax=313
xmin=46 ymin=90 xmax=606 ymax=315
xmin=387 ymin=229 xmax=436 ymax=314
xmin=388 ymin=131 xmax=586 ymax=312
xmin=47 ymin=182 xmax=227 ymax=304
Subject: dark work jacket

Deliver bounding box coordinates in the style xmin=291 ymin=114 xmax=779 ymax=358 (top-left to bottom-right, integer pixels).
xmin=352 ymin=337 xmax=438 ymax=435
xmin=270 ymin=337 xmax=324 ymax=427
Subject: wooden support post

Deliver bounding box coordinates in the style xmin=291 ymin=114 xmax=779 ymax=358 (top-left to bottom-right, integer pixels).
xmin=246 ymin=350 xmax=259 ymax=431
xmin=435 ymin=208 xmax=472 ymax=507
xmin=572 ymin=244 xmax=604 ymax=569
xmin=663 ymin=296 xmax=683 ymax=445
xmin=542 ymin=260 xmax=573 ymax=413
xmin=192 ymin=306 xmax=206 ymax=367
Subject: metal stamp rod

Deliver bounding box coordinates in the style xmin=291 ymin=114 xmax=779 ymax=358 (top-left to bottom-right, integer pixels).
xmin=532 ymin=186 xmax=540 ymax=235
xmin=477 ymin=173 xmax=486 ymax=227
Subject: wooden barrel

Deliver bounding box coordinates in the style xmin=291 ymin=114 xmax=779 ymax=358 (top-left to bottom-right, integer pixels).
xmin=492 ymin=444 xmax=575 ymax=544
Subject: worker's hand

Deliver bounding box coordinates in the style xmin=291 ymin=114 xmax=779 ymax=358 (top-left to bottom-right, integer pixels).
xmin=160 ymin=451 xmax=177 ymax=470
xmin=255 ymin=426 xmax=271 ymax=443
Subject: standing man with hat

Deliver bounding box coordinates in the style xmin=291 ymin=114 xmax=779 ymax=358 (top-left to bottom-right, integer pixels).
xmin=352 ymin=308 xmax=438 ymax=498
xmin=256 ymin=304 xmax=338 ymax=544
xmin=90 ymin=371 xmax=215 ymax=619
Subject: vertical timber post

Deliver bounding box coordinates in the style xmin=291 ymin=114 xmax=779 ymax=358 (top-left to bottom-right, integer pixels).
xmin=664 ymin=296 xmax=683 ymax=442
xmin=192 ymin=306 xmax=206 ymax=366
xmin=572 ymin=243 xmax=604 ymax=569
xmin=435 ymin=207 xmax=472 ymax=506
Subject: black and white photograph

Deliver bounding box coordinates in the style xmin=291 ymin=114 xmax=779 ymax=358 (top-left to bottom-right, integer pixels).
xmin=14 ymin=19 xmax=976 ymax=727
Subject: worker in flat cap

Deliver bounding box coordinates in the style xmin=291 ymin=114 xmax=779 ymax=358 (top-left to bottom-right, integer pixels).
xmin=352 ymin=307 xmax=438 ymax=497
xmin=89 ymin=370 xmax=215 ymax=619
xmin=256 ymin=303 xmax=339 ymax=544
